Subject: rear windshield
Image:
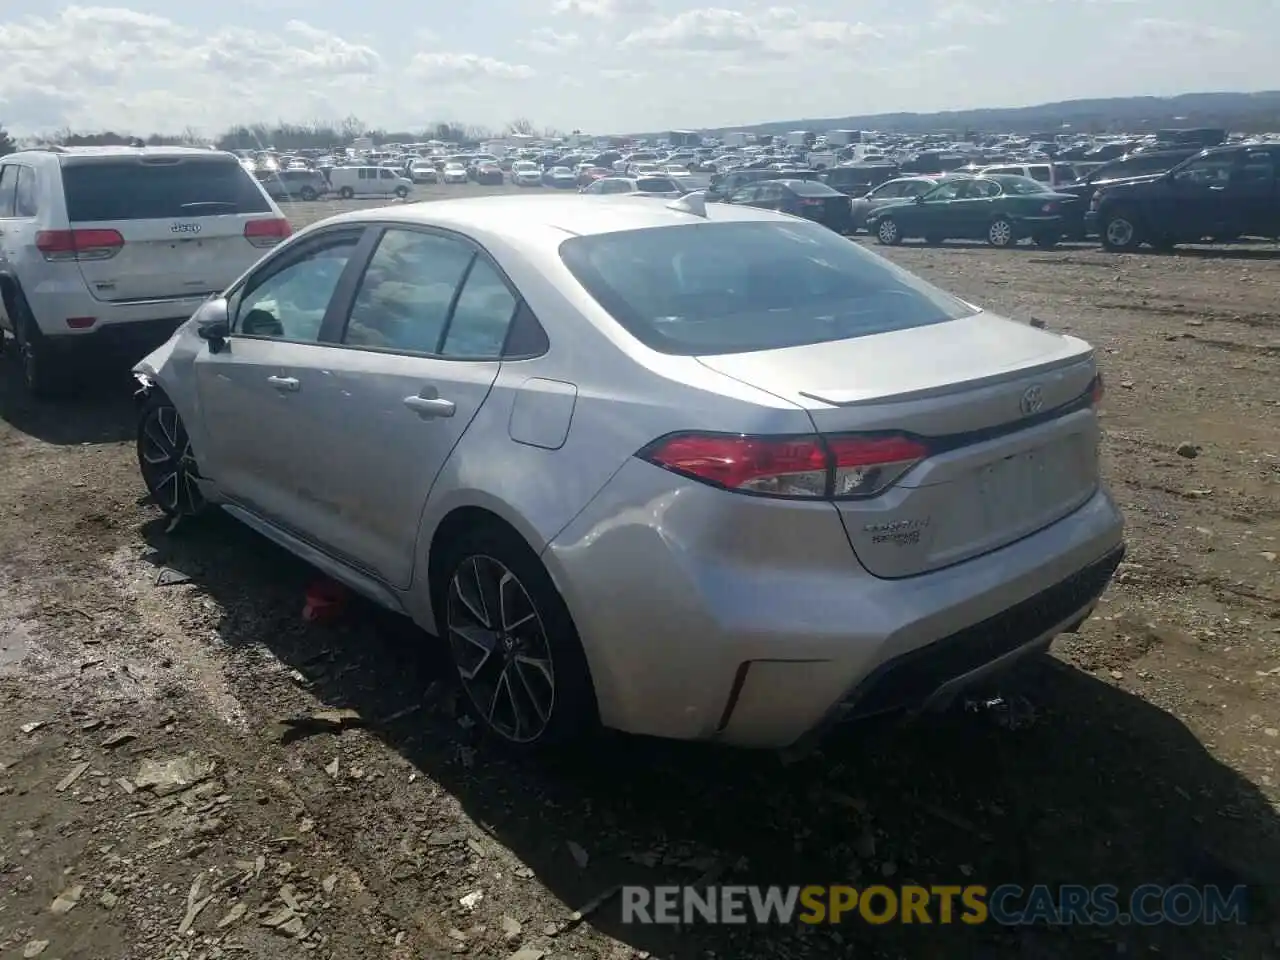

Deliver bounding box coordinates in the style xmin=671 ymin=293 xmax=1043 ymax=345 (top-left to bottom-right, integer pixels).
xmin=559 ymin=221 xmax=976 ymax=356
xmin=61 ymin=159 xmax=271 ymax=221
xmin=784 ymin=180 xmax=842 ymax=197
xmin=637 ymin=178 xmax=677 ymax=192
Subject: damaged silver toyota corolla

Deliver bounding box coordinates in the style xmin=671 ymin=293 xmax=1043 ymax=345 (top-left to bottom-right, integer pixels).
xmin=133 ymin=192 xmax=1125 ymax=754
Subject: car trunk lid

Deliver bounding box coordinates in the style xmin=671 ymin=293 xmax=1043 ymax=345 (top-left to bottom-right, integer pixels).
xmin=60 ymin=154 xmax=283 ymax=303
xmin=696 ymin=312 xmax=1102 ymax=578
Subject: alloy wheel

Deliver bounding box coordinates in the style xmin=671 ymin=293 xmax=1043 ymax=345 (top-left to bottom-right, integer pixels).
xmin=877 ymin=219 xmax=899 ymax=244
xmin=1105 ymin=217 xmax=1135 ymax=249
xmin=989 ymin=219 xmax=1014 ymax=247
xmin=447 ymin=555 xmax=555 ymax=744
xmin=139 ymin=404 xmax=204 ymax=515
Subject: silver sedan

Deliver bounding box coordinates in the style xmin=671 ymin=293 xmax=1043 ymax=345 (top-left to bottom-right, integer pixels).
xmin=132 ymin=193 xmax=1125 ymax=753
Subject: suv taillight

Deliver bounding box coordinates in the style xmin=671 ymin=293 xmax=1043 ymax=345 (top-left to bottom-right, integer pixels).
xmin=244 ymin=217 xmax=292 ymax=248
xmin=638 ymin=432 xmax=929 ymax=500
xmin=1090 ymin=372 xmax=1105 ymax=407
xmin=35 ymin=229 xmax=124 ymax=262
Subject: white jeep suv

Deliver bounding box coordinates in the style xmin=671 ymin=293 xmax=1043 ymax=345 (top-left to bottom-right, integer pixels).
xmin=0 ymin=145 xmax=291 ymax=396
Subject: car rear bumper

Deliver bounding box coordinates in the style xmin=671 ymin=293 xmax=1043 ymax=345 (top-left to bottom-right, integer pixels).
xmin=26 ymin=281 xmax=205 ymax=352
xmin=545 ymin=458 xmax=1125 ymax=748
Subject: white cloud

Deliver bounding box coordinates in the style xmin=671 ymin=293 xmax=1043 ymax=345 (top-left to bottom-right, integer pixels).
xmin=933 ymin=3 xmax=1004 ymax=26
xmin=409 ymin=53 xmax=536 ymax=82
xmin=1130 ymin=18 xmax=1243 ymax=44
xmin=551 ymin=0 xmax=653 ymax=18
xmin=520 ymin=28 xmax=581 ymax=52
xmin=0 ymin=6 xmax=385 ymax=134
xmin=621 ymin=7 xmax=880 ymax=56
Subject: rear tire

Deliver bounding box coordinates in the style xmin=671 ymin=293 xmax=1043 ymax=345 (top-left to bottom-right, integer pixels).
xmin=338 ymin=186 xmax=354 ymax=200
xmin=1100 ymin=209 xmax=1140 ymax=252
xmin=395 ymin=186 xmax=409 ymax=199
xmin=299 ymin=186 xmax=318 ymax=201
xmin=875 ymin=217 xmax=902 ymax=245
xmin=10 ymin=292 xmax=69 ymax=399
xmin=434 ymin=523 xmax=599 ymax=753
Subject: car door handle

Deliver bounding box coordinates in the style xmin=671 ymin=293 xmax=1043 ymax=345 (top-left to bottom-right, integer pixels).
xmin=403 ymin=395 xmax=456 ymax=418
xmin=267 ymin=376 xmax=300 ymax=392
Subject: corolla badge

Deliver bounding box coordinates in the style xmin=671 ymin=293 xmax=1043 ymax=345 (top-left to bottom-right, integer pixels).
xmin=1019 ymin=384 xmax=1045 ymax=417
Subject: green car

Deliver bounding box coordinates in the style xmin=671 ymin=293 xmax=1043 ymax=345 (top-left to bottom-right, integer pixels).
xmin=865 ymin=174 xmax=1077 ymax=249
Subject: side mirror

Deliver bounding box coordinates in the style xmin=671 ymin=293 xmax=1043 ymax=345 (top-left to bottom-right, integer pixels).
xmin=194 ymin=298 xmax=230 ymax=352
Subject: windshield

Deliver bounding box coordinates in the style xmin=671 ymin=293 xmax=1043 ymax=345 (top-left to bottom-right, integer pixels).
xmin=559 ymin=221 xmax=976 ymax=356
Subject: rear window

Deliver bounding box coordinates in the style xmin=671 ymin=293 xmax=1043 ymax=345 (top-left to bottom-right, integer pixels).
xmin=784 ymin=180 xmax=842 ymax=197
xmin=637 ymin=178 xmax=677 ymax=192
xmin=559 ymin=221 xmax=975 ymax=356
xmin=61 ymin=159 xmax=271 ymax=221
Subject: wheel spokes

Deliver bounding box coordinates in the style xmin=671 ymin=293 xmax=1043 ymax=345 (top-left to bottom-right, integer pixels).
xmin=447 ymin=555 xmax=556 ymax=744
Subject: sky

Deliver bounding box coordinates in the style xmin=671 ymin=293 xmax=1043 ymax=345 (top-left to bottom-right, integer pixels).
xmin=1 ymin=0 xmax=1277 ymax=138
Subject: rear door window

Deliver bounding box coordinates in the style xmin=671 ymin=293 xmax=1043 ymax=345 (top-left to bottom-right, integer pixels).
xmin=0 ymin=166 xmax=15 ymax=217
xmin=60 ymin=159 xmax=270 ymax=221
xmin=14 ymin=167 xmax=37 ymax=217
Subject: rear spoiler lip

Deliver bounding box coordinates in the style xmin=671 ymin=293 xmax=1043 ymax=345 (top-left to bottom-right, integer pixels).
xmin=798 ymin=349 xmax=1094 ymax=408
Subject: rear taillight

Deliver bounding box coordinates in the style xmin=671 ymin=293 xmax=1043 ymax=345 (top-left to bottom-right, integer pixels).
xmin=1090 ymin=372 xmax=1105 ymax=406
xmin=244 ymin=217 xmax=292 ymax=248
xmin=799 ymin=198 xmax=823 ymax=207
xmin=638 ymin=432 xmax=929 ymax=500
xmin=35 ymin=229 xmax=124 ymax=262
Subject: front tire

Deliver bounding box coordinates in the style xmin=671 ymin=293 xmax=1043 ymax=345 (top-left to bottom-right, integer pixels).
xmin=137 ymin=394 xmax=206 ymax=518
xmin=395 ymin=186 xmax=409 ymax=199
xmin=299 ymin=186 xmax=318 ymax=201
xmin=987 ymin=217 xmax=1016 ymax=248
xmin=875 ymin=217 xmax=902 ymax=245
xmin=338 ymin=186 xmax=354 ymax=200
xmin=435 ymin=524 xmax=598 ymax=751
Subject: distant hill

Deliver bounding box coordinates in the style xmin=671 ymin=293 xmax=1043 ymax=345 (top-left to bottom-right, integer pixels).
xmin=662 ymin=91 xmax=1280 ymax=138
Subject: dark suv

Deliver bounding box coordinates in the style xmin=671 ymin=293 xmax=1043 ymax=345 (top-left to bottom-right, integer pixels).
xmin=1087 ymin=145 xmax=1280 ymax=251
xmin=819 ymin=163 xmax=900 ymax=196
xmin=1056 ymin=149 xmax=1199 ymax=238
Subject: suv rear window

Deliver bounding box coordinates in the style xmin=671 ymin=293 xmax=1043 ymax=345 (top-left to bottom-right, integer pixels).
xmin=559 ymin=221 xmax=975 ymax=356
xmin=60 ymin=158 xmax=271 ymax=221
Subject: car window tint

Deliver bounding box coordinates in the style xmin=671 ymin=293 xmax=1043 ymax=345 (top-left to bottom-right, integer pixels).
xmin=1028 ymin=167 xmax=1052 ymax=182
xmin=60 ymin=159 xmax=270 ymax=220
xmin=441 ymin=258 xmax=518 ymax=358
xmin=560 ymin=220 xmax=975 ymax=356
xmin=237 ymin=239 xmax=357 ymax=341
xmin=13 ymin=167 xmax=37 ymax=217
xmin=924 ymin=180 xmax=964 ymax=201
xmin=1237 ymin=151 xmax=1275 ymax=185
xmin=1172 ymin=155 xmax=1235 ymax=185
xmin=0 ymin=166 xmax=15 ymax=217
xmin=344 ymin=229 xmax=474 ymax=353
xmin=871 ymin=181 xmax=902 ymax=198
xmin=903 ymin=180 xmax=933 ymax=196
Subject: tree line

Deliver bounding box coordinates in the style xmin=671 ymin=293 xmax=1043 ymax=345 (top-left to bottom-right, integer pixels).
xmin=0 ymin=118 xmax=567 ymax=156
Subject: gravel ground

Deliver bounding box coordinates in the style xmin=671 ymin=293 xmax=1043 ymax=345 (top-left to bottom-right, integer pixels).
xmin=1 ymin=186 xmax=1278 ymax=960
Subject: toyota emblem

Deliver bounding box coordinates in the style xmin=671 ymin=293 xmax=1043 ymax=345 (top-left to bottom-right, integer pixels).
xmin=1020 ymin=385 xmax=1044 ymax=416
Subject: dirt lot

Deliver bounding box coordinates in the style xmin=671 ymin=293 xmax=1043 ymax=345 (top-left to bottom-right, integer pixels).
xmin=1 ymin=185 xmax=1278 ymax=960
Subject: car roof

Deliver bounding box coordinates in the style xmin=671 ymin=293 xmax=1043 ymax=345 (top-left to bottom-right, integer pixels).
xmin=319 ymin=193 xmax=791 ymax=243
